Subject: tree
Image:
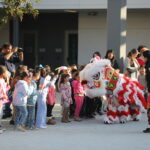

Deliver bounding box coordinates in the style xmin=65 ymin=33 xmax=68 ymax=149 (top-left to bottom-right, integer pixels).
xmin=0 ymin=0 xmax=40 ymax=26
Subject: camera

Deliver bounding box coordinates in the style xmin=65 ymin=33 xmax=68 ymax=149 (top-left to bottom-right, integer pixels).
xmin=18 ymin=47 xmax=23 ymax=53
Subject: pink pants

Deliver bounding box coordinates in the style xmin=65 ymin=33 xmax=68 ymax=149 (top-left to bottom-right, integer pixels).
xmin=74 ymin=96 xmax=84 ymax=118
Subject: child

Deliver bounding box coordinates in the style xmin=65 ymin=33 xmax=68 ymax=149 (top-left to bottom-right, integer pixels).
xmin=47 ymin=72 xmax=56 ymax=125
xmin=13 ymin=71 xmax=31 ymax=132
xmin=9 ymin=65 xmax=29 ymax=125
xmin=0 ymin=65 xmax=9 ymax=134
xmin=36 ymin=68 xmax=57 ymax=128
xmin=72 ymin=72 xmax=85 ymax=121
xmin=26 ymin=71 xmax=40 ymax=129
xmin=60 ymin=74 xmax=72 ymax=123
xmin=69 ymin=69 xmax=78 ymax=118
xmin=138 ymin=66 xmax=147 ymax=96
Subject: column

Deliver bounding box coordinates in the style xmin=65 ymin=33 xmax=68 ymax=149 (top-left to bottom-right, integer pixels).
xmin=12 ymin=17 xmax=19 ymax=46
xmin=107 ymin=0 xmax=127 ymax=71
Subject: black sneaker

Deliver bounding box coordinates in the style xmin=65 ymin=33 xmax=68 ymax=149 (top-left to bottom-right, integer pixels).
xmin=9 ymin=120 xmax=15 ymax=125
xmin=143 ymin=128 xmax=150 ymax=133
xmin=133 ymin=118 xmax=139 ymax=121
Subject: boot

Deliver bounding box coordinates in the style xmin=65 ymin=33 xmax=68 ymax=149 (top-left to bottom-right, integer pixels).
xmin=47 ymin=119 xmax=56 ymax=125
xmin=65 ymin=107 xmax=71 ymax=123
xmin=61 ymin=108 xmax=68 ymax=123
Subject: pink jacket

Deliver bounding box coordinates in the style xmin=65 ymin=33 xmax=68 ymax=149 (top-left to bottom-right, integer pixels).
xmin=47 ymin=85 xmax=56 ymax=105
xmin=0 ymin=78 xmax=9 ymax=106
xmin=71 ymin=80 xmax=85 ymax=95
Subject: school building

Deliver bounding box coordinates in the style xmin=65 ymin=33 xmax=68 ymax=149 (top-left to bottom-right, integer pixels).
xmin=0 ymin=0 xmax=150 ymax=68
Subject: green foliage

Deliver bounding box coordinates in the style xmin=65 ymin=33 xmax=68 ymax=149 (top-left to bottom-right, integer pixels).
xmin=0 ymin=0 xmax=40 ymax=26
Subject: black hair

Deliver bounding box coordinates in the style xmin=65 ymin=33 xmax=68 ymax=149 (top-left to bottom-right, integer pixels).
xmin=2 ymin=43 xmax=12 ymax=49
xmin=143 ymin=50 xmax=150 ymax=60
xmin=127 ymin=51 xmax=131 ymax=57
xmin=0 ymin=65 xmax=7 ymax=76
xmin=137 ymin=45 xmax=147 ymax=52
xmin=93 ymin=51 xmax=101 ymax=58
xmin=40 ymin=68 xmax=47 ymax=77
xmin=74 ymin=72 xmax=79 ymax=78
xmin=130 ymin=48 xmax=137 ymax=54
xmin=0 ymin=47 xmax=2 ymax=53
xmin=71 ymin=69 xmax=78 ymax=74
xmin=60 ymin=74 xmax=70 ymax=84
xmin=105 ymin=49 xmax=115 ymax=60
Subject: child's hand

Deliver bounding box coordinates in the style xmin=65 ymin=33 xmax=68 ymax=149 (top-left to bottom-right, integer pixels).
xmin=3 ymin=95 xmax=8 ymax=100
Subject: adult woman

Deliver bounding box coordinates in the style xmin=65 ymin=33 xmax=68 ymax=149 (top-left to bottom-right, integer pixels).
xmin=105 ymin=49 xmax=119 ymax=70
xmin=143 ymin=50 xmax=150 ymax=133
xmin=137 ymin=45 xmax=149 ymax=66
xmin=124 ymin=49 xmax=140 ymax=79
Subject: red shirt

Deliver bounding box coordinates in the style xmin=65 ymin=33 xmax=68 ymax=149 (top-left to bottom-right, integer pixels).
xmin=137 ymin=58 xmax=145 ymax=66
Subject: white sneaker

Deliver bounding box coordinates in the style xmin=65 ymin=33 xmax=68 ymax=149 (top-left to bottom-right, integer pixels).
xmin=0 ymin=129 xmax=3 ymax=134
xmin=41 ymin=126 xmax=47 ymax=129
xmin=2 ymin=128 xmax=6 ymax=132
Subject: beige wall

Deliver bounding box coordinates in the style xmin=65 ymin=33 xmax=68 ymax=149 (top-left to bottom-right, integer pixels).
xmin=78 ymin=11 xmax=150 ymax=65
xmin=0 ymin=23 xmax=9 ymax=47
xmin=78 ymin=12 xmax=107 ymax=65
xmin=32 ymin=0 xmax=150 ymax=9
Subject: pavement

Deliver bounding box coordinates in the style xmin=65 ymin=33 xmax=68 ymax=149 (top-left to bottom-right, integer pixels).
xmin=0 ymin=93 xmax=150 ymax=150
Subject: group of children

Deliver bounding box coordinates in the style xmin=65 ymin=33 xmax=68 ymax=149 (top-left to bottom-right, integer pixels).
xmin=0 ymin=64 xmax=59 ymax=133
xmin=0 ymin=62 xmax=96 ymax=134
xmin=0 ymin=48 xmax=150 ymax=134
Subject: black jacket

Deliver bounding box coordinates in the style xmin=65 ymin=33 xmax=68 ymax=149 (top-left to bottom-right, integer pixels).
xmin=145 ymin=61 xmax=150 ymax=93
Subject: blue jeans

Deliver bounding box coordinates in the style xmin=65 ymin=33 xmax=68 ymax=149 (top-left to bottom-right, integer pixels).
xmin=26 ymin=106 xmax=35 ymax=128
xmin=15 ymin=106 xmax=27 ymax=126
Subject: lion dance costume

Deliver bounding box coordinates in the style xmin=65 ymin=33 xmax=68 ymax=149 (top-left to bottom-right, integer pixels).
xmin=80 ymin=59 xmax=147 ymax=124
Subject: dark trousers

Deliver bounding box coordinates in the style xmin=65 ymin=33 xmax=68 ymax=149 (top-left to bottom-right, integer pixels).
xmin=93 ymin=97 xmax=102 ymax=114
xmin=85 ymin=96 xmax=95 ymax=117
xmin=70 ymin=97 xmax=75 ymax=117
xmin=47 ymin=104 xmax=54 ymax=117
xmin=80 ymin=96 xmax=95 ymax=117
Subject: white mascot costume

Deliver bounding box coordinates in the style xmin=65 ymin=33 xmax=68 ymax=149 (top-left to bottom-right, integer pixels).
xmin=80 ymin=59 xmax=147 ymax=124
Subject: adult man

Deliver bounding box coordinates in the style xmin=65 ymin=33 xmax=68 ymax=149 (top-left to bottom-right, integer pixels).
xmin=0 ymin=43 xmax=24 ymax=74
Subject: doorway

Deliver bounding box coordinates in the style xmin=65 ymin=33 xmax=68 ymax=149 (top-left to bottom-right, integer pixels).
xmin=65 ymin=31 xmax=78 ymax=65
xmin=22 ymin=31 xmax=38 ymax=68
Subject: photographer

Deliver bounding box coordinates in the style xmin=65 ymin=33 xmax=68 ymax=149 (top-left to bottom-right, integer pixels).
xmin=0 ymin=43 xmax=24 ymax=74
xmin=11 ymin=47 xmax=24 ymax=67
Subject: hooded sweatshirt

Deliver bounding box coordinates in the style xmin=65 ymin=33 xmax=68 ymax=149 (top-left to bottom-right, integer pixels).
xmin=13 ymin=80 xmax=30 ymax=106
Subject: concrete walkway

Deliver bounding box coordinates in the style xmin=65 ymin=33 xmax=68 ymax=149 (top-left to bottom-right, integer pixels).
xmin=0 ymin=94 xmax=150 ymax=150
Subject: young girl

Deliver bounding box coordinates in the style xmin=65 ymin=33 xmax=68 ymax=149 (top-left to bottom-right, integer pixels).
xmin=0 ymin=65 xmax=9 ymax=134
xmin=26 ymin=71 xmax=40 ymax=129
xmin=36 ymin=68 xmax=57 ymax=128
xmin=47 ymin=72 xmax=56 ymax=125
xmin=138 ymin=66 xmax=147 ymax=97
xmin=13 ymin=71 xmax=31 ymax=132
xmin=10 ymin=65 xmax=28 ymax=125
xmin=60 ymin=74 xmax=72 ymax=123
xmin=90 ymin=51 xmax=101 ymax=63
xmin=72 ymin=72 xmax=85 ymax=121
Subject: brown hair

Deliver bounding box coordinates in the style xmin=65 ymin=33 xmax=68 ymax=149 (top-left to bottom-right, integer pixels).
xmin=60 ymin=74 xmax=70 ymax=84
